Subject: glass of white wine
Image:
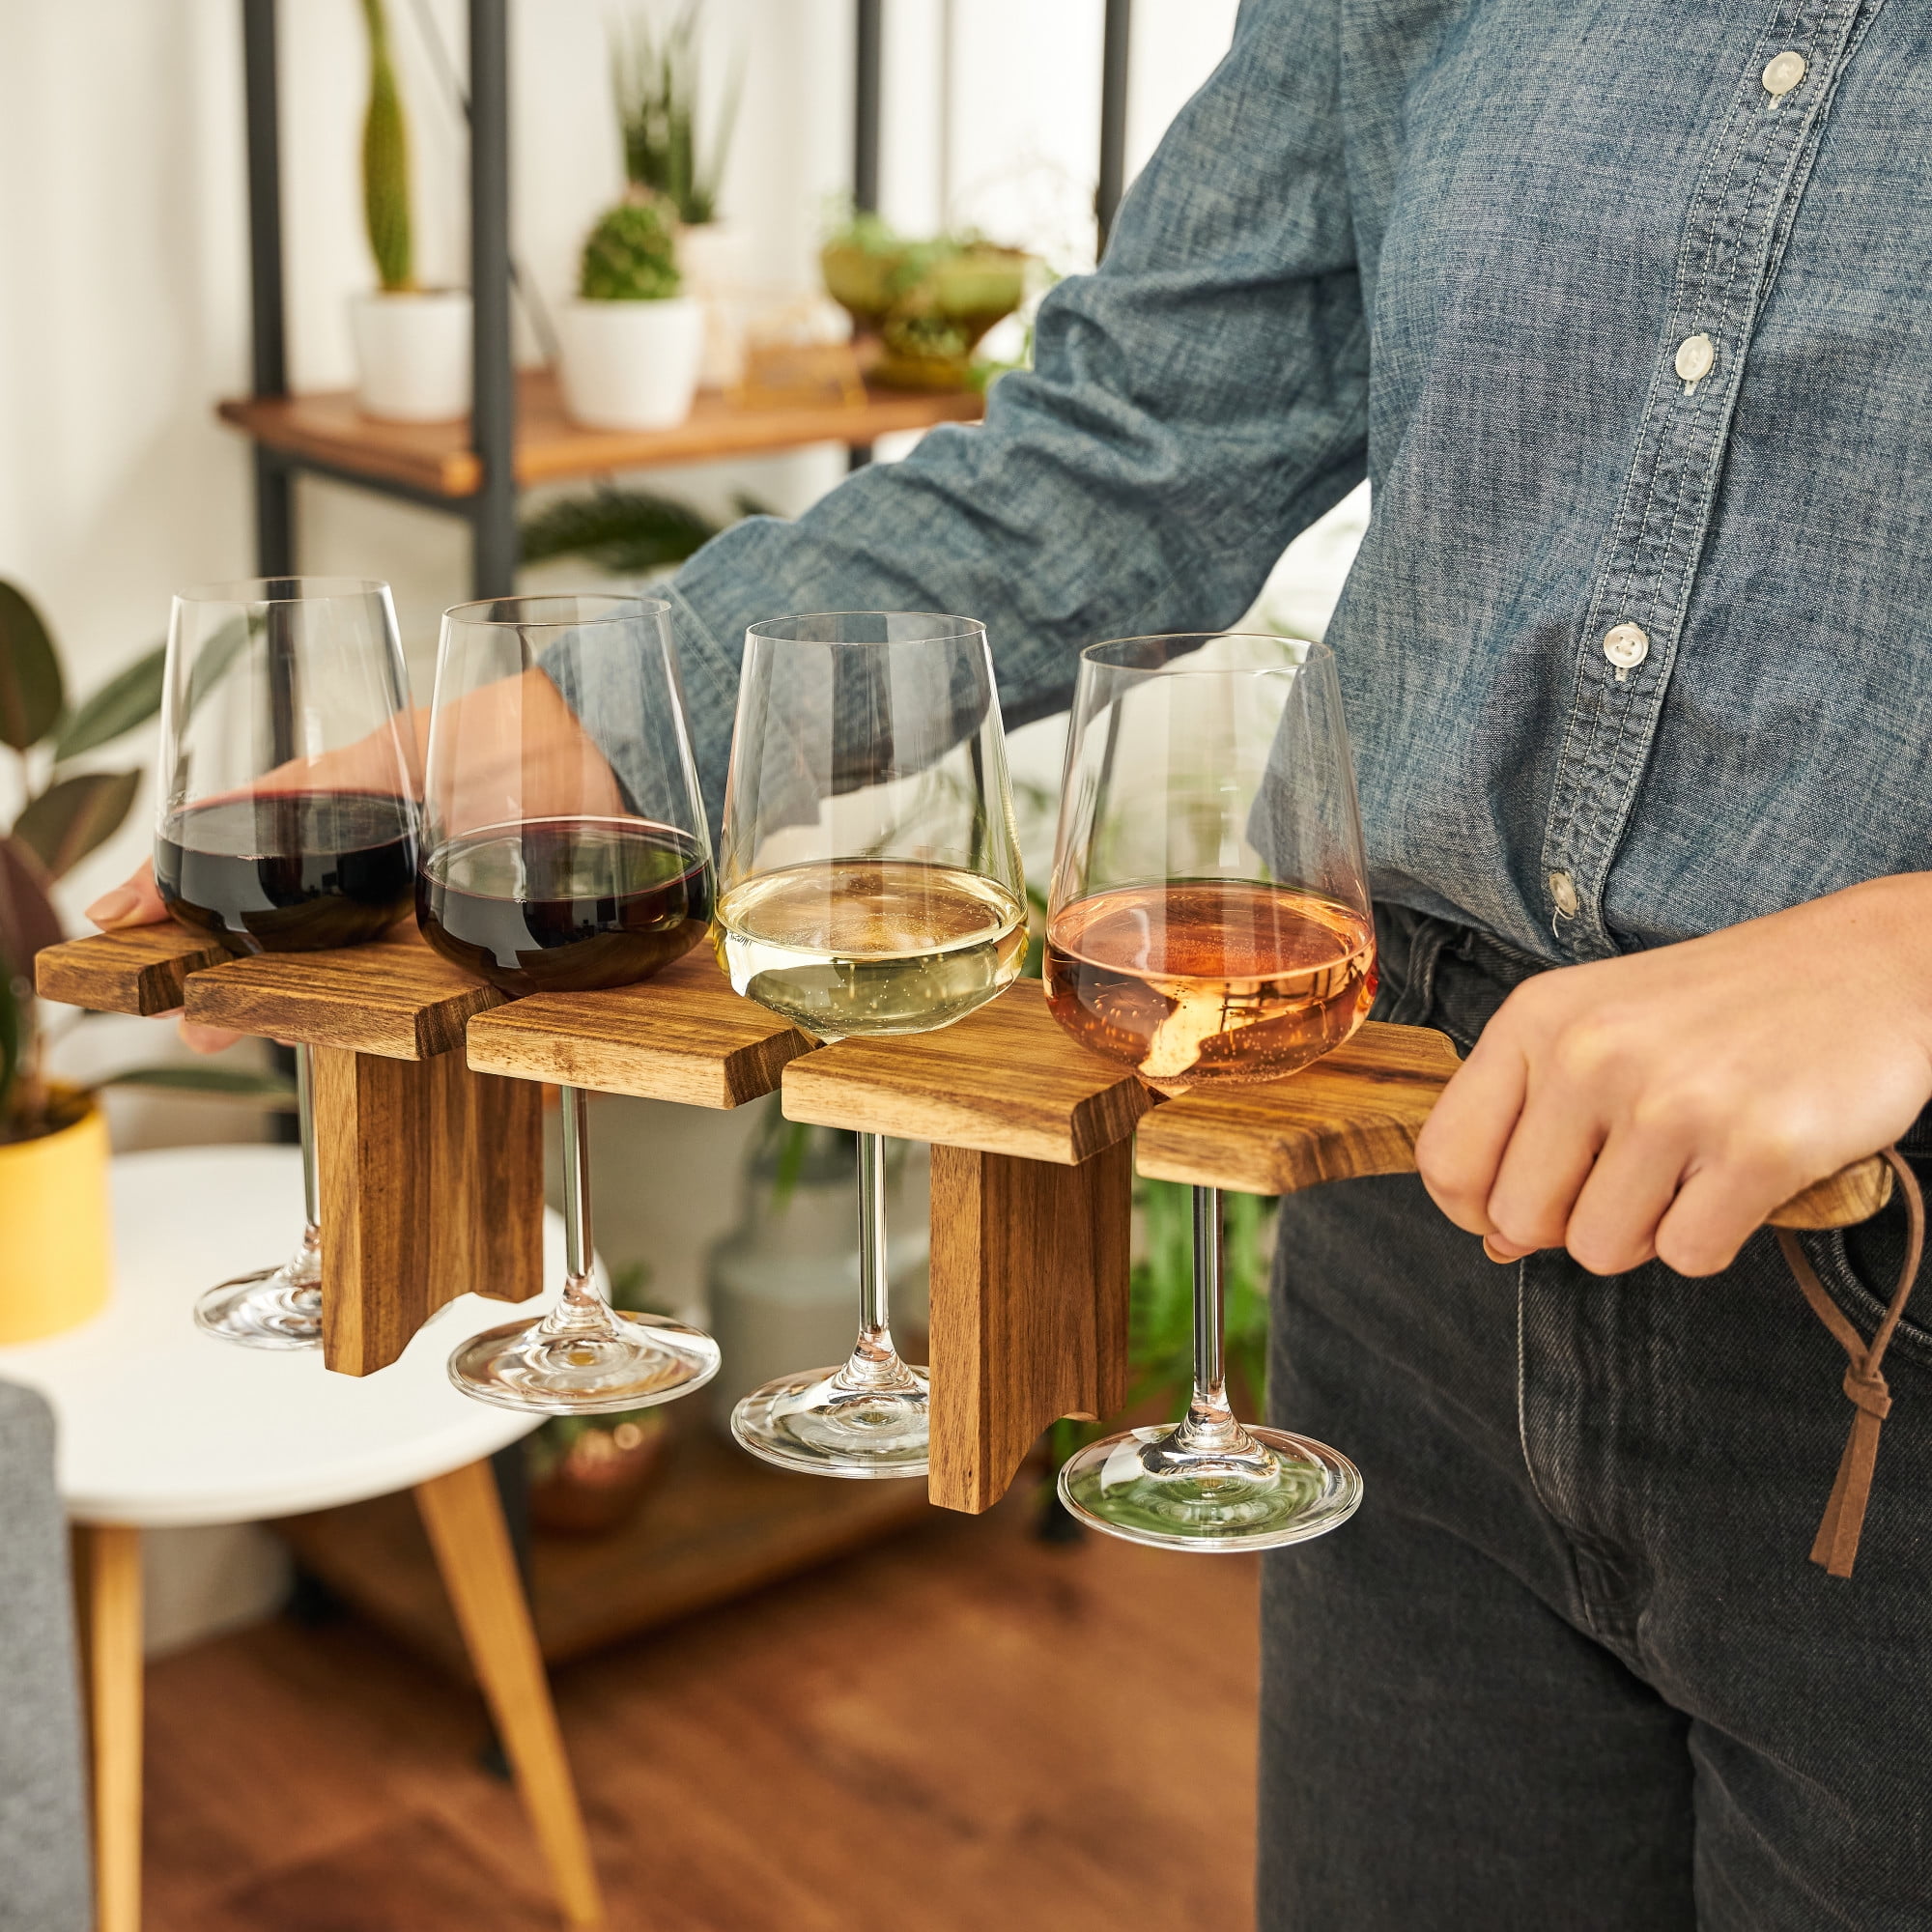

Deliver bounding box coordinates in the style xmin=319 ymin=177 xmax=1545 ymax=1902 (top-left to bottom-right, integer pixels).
xmin=715 ymin=612 xmax=1027 ymax=1477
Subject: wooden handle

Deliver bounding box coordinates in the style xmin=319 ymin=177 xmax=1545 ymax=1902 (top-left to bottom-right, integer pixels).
xmin=1133 ymin=1020 xmax=1894 ymax=1234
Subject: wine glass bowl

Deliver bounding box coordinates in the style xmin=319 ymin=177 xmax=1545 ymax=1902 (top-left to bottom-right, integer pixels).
xmin=717 ymin=611 xmax=1024 ymax=1478
xmin=420 ymin=595 xmax=721 ymax=1414
xmin=156 ymin=578 xmax=421 ymax=1350
xmin=1044 ymin=632 xmax=1371 ymax=1549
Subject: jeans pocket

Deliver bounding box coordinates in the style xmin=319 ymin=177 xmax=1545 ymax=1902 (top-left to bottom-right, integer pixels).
xmin=1798 ymin=1228 xmax=1932 ymax=1377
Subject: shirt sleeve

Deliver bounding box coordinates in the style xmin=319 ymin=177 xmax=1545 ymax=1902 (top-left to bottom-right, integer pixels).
xmin=665 ymin=0 xmax=1367 ymax=828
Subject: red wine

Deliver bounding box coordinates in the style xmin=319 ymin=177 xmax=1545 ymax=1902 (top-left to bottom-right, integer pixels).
xmin=156 ymin=791 xmax=418 ymax=953
xmin=1044 ymin=880 xmax=1377 ymax=1092
xmin=416 ymin=816 xmax=712 ymax=995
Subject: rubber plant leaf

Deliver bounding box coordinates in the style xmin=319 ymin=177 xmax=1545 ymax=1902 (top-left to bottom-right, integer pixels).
xmin=99 ymin=1064 xmax=298 ymax=1104
xmin=185 ymin=613 xmax=252 ymax=722
xmin=14 ymin=771 xmax=142 ymax=881
xmin=52 ymin=643 xmax=166 ymax=761
xmin=0 ymin=580 xmax=65 ymax=751
xmin=0 ymin=834 xmax=66 ymax=972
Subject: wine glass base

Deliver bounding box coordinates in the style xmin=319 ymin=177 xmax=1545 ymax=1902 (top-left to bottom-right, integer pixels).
xmin=449 ymin=1308 xmax=721 ymax=1416
xmin=730 ymin=1365 xmax=931 ymax=1479
xmin=193 ymin=1268 xmax=323 ymax=1351
xmin=1057 ymin=1423 xmax=1361 ymax=1551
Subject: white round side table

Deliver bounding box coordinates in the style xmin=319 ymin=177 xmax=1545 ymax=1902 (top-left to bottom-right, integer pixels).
xmin=0 ymin=1146 xmax=604 ymax=1932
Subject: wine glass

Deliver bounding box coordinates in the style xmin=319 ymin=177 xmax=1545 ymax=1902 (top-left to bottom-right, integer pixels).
xmin=417 ymin=593 xmax=721 ymax=1413
xmin=716 ymin=612 xmax=1026 ymax=1477
xmin=1043 ymin=632 xmax=1373 ymax=1549
xmin=156 ymin=578 xmax=421 ymax=1349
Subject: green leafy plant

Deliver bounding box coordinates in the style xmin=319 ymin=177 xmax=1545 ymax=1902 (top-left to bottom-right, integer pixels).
xmin=611 ymin=2 xmax=743 ymax=227
xmin=520 ymin=486 xmax=773 ymax=577
xmin=0 ymin=581 xmax=295 ymax=1145
xmin=580 ymin=195 xmax=683 ymax=302
xmin=359 ymin=0 xmax=415 ymax=293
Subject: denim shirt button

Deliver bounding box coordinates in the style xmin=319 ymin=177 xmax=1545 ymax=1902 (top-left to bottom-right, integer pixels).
xmin=1603 ymin=623 xmax=1650 ymax=670
xmin=1762 ymin=50 xmax=1807 ymax=98
xmin=1674 ymin=333 xmax=1715 ymax=387
xmin=1548 ymin=870 xmax=1580 ymax=919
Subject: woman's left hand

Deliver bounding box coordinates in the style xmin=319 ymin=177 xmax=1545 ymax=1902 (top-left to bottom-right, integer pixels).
xmin=1413 ymin=874 xmax=1932 ymax=1276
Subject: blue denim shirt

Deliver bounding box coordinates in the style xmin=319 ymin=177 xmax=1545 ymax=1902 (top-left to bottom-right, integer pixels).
xmin=665 ymin=0 xmax=1931 ymax=966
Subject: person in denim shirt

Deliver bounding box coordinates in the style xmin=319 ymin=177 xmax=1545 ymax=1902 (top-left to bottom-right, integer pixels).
xmin=91 ymin=1 xmax=1932 ymax=1923
xmin=658 ymin=6 xmax=1932 ymax=1924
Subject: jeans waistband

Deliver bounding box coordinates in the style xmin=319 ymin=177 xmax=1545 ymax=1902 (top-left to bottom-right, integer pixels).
xmin=1371 ymin=904 xmax=1548 ymax=1058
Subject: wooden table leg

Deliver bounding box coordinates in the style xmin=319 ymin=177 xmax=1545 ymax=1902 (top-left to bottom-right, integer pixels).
xmin=415 ymin=1462 xmax=604 ymax=1929
xmin=72 ymin=1522 xmax=143 ymax=1932
xmin=314 ymin=1050 xmax=543 ymax=1376
xmin=926 ymin=1141 xmax=1133 ymax=1515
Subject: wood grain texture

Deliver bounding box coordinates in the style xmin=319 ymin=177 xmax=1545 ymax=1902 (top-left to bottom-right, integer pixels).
xmin=217 ymin=369 xmax=982 ymax=497
xmin=314 ymin=1048 xmax=542 ymax=1376
xmin=34 ymin=923 xmax=231 ymax=1016
xmin=414 ymin=1463 xmax=604 ymax=1928
xmin=1137 ymin=1019 xmax=1891 ymax=1232
xmin=927 ymin=1141 xmax=1132 ymax=1515
xmin=74 ymin=1521 xmax=144 ymax=1932
xmin=465 ymin=946 xmax=817 ymax=1108
xmin=781 ymin=980 xmax=1160 ymax=1164
xmin=275 ymin=1418 xmax=933 ymax=1672
xmin=184 ymin=942 xmax=502 ymax=1061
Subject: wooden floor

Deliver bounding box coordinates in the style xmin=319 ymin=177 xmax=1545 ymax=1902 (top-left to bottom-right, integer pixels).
xmin=142 ymin=1492 xmax=1260 ymax=1932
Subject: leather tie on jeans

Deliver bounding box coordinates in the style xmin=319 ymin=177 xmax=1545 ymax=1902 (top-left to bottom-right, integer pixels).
xmin=1776 ymin=1147 xmax=1923 ymax=1580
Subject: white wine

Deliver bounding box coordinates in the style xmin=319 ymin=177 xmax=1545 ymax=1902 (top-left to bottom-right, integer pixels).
xmin=716 ymin=859 xmax=1027 ymax=1038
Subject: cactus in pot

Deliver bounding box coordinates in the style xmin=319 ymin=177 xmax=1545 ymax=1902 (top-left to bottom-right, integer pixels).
xmin=348 ymin=0 xmax=471 ymax=421
xmin=558 ymin=191 xmax=704 ymax=431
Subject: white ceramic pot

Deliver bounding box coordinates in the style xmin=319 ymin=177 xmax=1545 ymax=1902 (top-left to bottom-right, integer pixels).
xmin=349 ymin=290 xmax=471 ymax=423
xmin=556 ymin=297 xmax=704 ymax=431
xmin=677 ymin=221 xmax=753 ymax=389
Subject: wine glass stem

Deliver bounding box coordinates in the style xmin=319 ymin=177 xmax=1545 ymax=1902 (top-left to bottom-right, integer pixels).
xmin=296 ymin=1043 xmax=320 ymax=1244
xmin=1179 ymin=1184 xmax=1249 ymax=1454
xmin=846 ymin=1131 xmax=906 ymax=1386
xmin=550 ymin=1085 xmax=611 ymax=1330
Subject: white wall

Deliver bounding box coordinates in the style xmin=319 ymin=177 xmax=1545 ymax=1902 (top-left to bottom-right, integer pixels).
xmin=0 ymin=0 xmax=1241 ymax=926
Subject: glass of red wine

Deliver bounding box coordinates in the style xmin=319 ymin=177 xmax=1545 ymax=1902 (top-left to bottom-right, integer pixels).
xmin=417 ymin=594 xmax=721 ymax=1413
xmin=156 ymin=578 xmax=421 ymax=1348
xmin=1043 ymin=632 xmax=1374 ymax=1550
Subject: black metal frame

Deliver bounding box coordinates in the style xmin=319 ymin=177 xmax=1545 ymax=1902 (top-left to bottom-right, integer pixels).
xmin=239 ymin=0 xmax=520 ymax=598
xmin=1097 ymin=0 xmax=1132 ymax=254
xmin=235 ymin=0 xmax=1130 ymax=585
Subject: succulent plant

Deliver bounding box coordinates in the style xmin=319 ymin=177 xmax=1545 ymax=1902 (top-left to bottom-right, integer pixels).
xmin=579 ymin=196 xmax=683 ymax=302
xmin=360 ymin=0 xmax=415 ymax=294
xmin=611 ymin=2 xmax=743 ymax=227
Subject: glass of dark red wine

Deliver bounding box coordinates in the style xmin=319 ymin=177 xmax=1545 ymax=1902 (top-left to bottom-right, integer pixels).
xmin=156 ymin=578 xmax=421 ymax=1348
xmin=1043 ymin=633 xmax=1373 ymax=1550
xmin=417 ymin=593 xmax=721 ymax=1413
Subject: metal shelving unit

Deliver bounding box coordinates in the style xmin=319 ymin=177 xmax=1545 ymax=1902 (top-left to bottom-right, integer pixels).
xmin=229 ymin=0 xmax=1132 ymax=597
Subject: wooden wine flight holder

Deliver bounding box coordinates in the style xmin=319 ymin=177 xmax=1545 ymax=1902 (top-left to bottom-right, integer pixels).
xmin=38 ymin=927 xmax=1893 ymax=1515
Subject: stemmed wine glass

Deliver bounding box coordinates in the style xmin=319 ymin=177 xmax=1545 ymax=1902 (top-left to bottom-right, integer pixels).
xmin=1043 ymin=632 xmax=1374 ymax=1549
xmin=716 ymin=612 xmax=1026 ymax=1477
xmin=417 ymin=594 xmax=721 ymax=1413
xmin=156 ymin=578 xmax=421 ymax=1349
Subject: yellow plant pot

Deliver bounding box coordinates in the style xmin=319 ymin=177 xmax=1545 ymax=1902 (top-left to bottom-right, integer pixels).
xmin=0 ymin=1093 xmax=111 ymax=1344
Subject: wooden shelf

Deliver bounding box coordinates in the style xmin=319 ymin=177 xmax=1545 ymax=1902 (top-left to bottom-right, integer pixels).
xmin=217 ymin=369 xmax=984 ymax=499
xmin=275 ymin=1416 xmax=935 ymax=1673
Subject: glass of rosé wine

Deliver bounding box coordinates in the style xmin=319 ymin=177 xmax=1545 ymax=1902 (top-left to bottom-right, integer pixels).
xmin=1042 ymin=632 xmax=1374 ymax=1550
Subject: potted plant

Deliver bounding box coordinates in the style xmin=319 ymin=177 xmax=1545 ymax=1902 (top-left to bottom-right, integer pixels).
xmin=0 ymin=583 xmax=290 ymax=1344
xmin=612 ymin=2 xmax=746 ymax=387
xmin=347 ymin=0 xmax=470 ymax=423
xmin=820 ymin=212 xmax=1031 ymax=392
xmin=557 ymin=193 xmax=703 ymax=431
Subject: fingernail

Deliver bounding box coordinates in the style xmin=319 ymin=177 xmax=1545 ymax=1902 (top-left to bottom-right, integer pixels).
xmin=86 ymin=887 xmax=138 ymax=928
xmin=1483 ymin=1236 xmax=1528 ymax=1264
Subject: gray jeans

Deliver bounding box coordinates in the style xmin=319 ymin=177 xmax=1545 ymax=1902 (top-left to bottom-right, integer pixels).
xmin=1256 ymin=910 xmax=1932 ymax=1929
